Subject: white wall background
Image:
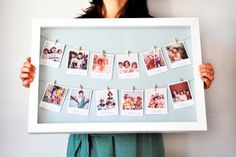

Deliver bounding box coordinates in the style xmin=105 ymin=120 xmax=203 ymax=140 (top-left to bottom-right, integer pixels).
xmin=0 ymin=0 xmax=235 ymax=156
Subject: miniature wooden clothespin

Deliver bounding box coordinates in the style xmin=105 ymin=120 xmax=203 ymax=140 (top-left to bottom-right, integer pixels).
xmin=79 ymin=46 xmax=82 ymax=52
xmin=128 ymin=50 xmax=131 ymax=56
xmin=80 ymin=84 xmax=83 ymax=90
xmin=103 ymin=50 xmax=106 ymax=56
xmin=55 ymin=39 xmax=59 ymax=45
xmin=154 ymin=45 xmax=157 ymax=50
xmin=132 ymin=86 xmax=135 ymax=92
xmin=155 ymin=84 xmax=158 ymax=91
xmin=174 ymin=38 xmax=179 ymax=43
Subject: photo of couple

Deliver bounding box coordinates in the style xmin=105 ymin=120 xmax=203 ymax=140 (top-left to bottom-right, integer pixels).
xmin=164 ymin=41 xmax=191 ymax=68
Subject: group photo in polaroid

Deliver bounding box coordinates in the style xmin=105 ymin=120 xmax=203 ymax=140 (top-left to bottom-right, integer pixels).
xmin=145 ymin=88 xmax=168 ymax=114
xmin=141 ymin=48 xmax=168 ymax=76
xmin=66 ymin=49 xmax=89 ymax=76
xmin=67 ymin=88 xmax=92 ymax=115
xmin=169 ymin=80 xmax=194 ymax=109
xmin=40 ymin=40 xmax=65 ymax=68
xmin=164 ymin=41 xmax=191 ymax=69
xmin=40 ymin=82 xmax=68 ymax=112
xmin=116 ymin=53 xmax=140 ymax=79
xmin=95 ymin=89 xmax=119 ymax=116
xmin=90 ymin=52 xmax=114 ymax=79
xmin=120 ymin=90 xmax=143 ymax=116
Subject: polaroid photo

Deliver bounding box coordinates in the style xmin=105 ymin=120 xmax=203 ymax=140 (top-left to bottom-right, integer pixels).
xmin=40 ymin=83 xmax=68 ymax=112
xmin=90 ymin=53 xmax=114 ymax=79
xmin=169 ymin=80 xmax=194 ymax=109
xmin=67 ymin=88 xmax=92 ymax=116
xmin=116 ymin=53 xmax=140 ymax=79
xmin=66 ymin=50 xmax=89 ymax=76
xmin=40 ymin=40 xmax=65 ymax=68
xmin=141 ymin=48 xmax=168 ymax=76
xmin=120 ymin=90 xmax=143 ymax=116
xmin=95 ymin=89 xmax=119 ymax=116
xmin=145 ymin=88 xmax=168 ymax=114
xmin=164 ymin=41 xmax=191 ymax=69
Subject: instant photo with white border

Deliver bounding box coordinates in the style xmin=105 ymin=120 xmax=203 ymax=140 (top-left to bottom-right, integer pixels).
xmin=90 ymin=52 xmax=114 ymax=79
xmin=145 ymin=88 xmax=168 ymax=114
xmin=141 ymin=48 xmax=168 ymax=76
xmin=66 ymin=50 xmax=90 ymax=76
xmin=67 ymin=88 xmax=92 ymax=116
xmin=116 ymin=53 xmax=140 ymax=79
xmin=39 ymin=82 xmax=68 ymax=112
xmin=164 ymin=41 xmax=191 ymax=69
xmin=40 ymin=40 xmax=65 ymax=68
xmin=120 ymin=90 xmax=143 ymax=116
xmin=169 ymin=80 xmax=194 ymax=110
xmin=95 ymin=89 xmax=119 ymax=116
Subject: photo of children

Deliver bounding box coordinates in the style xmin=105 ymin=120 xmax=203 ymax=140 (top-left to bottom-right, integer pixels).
xmin=40 ymin=40 xmax=65 ymax=68
xmin=66 ymin=50 xmax=89 ymax=76
xmin=164 ymin=41 xmax=191 ymax=68
xmin=116 ymin=53 xmax=140 ymax=79
xmin=120 ymin=90 xmax=143 ymax=116
xmin=95 ymin=89 xmax=118 ymax=116
xmin=141 ymin=48 xmax=168 ymax=76
xmin=67 ymin=88 xmax=92 ymax=115
xmin=40 ymin=83 xmax=68 ymax=112
xmin=145 ymin=88 xmax=168 ymax=114
xmin=91 ymin=53 xmax=114 ymax=79
xmin=169 ymin=80 xmax=194 ymax=109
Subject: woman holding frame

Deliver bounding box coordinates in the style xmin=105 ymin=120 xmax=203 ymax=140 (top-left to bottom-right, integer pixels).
xmin=19 ymin=0 xmax=215 ymax=156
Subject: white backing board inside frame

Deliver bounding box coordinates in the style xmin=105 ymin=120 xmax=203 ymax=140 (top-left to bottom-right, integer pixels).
xmin=29 ymin=18 xmax=206 ymax=133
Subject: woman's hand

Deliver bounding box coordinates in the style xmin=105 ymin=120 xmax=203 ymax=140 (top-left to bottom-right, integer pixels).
xmin=19 ymin=57 xmax=36 ymax=88
xmin=199 ymin=63 xmax=215 ymax=89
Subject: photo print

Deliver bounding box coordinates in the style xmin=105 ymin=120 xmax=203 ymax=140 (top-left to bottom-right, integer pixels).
xmin=141 ymin=48 xmax=168 ymax=76
xmin=66 ymin=50 xmax=89 ymax=76
xmin=116 ymin=53 xmax=140 ymax=79
xmin=67 ymin=88 xmax=92 ymax=115
xmin=169 ymin=80 xmax=194 ymax=109
xmin=90 ymin=53 xmax=114 ymax=79
xmin=145 ymin=88 xmax=168 ymax=114
xmin=40 ymin=83 xmax=68 ymax=112
xmin=95 ymin=89 xmax=119 ymax=116
xmin=164 ymin=41 xmax=191 ymax=69
xmin=120 ymin=90 xmax=143 ymax=116
xmin=40 ymin=40 xmax=65 ymax=68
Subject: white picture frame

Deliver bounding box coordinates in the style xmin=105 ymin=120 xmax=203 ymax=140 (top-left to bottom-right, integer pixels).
xmin=29 ymin=18 xmax=206 ymax=133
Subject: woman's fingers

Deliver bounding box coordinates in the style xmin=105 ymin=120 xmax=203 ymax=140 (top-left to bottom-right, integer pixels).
xmin=23 ymin=61 xmax=36 ymax=70
xmin=201 ymin=77 xmax=211 ymax=89
xmin=200 ymin=71 xmax=214 ymax=81
xmin=20 ymin=66 xmax=35 ymax=74
xmin=19 ymin=72 xmax=32 ymax=80
xmin=199 ymin=68 xmax=214 ymax=75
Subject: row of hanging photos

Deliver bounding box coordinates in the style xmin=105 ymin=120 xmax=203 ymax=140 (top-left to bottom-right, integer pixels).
xmin=40 ymin=36 xmax=192 ymax=80
xmin=39 ymin=77 xmax=195 ymax=116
